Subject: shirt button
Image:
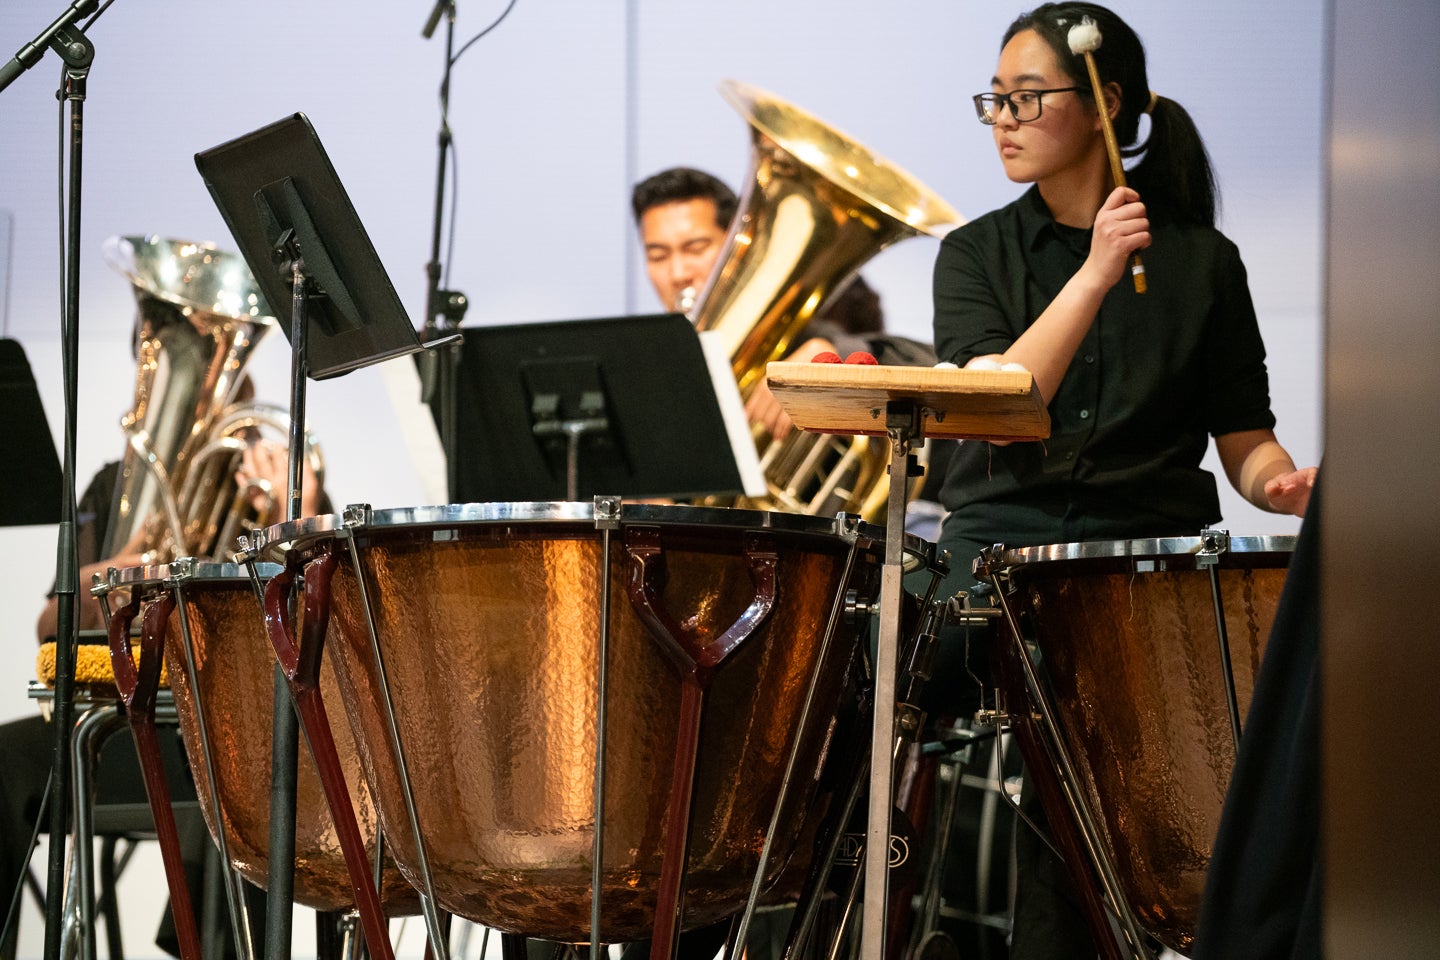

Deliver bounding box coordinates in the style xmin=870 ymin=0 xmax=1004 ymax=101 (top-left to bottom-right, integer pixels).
xmin=1079 ymin=409 xmax=1090 ymax=420
xmin=1084 ymin=354 xmax=1095 ymax=364
xmin=1065 ymin=451 xmax=1075 ymax=460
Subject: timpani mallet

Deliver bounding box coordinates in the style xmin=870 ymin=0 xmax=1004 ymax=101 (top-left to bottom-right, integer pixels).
xmin=1067 ymin=15 xmax=1147 ymax=294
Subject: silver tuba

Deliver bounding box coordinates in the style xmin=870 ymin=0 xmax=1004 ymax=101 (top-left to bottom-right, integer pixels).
xmin=693 ymin=81 xmax=963 ymax=521
xmin=102 ymin=235 xmax=323 ymax=562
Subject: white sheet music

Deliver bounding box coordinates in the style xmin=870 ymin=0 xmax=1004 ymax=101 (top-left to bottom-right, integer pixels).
xmin=380 ymin=355 xmax=449 ymax=506
xmin=698 ymin=330 xmax=767 ymax=498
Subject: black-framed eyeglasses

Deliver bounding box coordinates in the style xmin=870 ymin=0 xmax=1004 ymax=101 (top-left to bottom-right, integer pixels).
xmin=972 ymin=86 xmax=1084 ymax=124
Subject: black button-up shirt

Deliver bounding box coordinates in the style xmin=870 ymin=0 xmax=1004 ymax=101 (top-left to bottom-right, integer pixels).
xmin=932 ymin=185 xmax=1276 ymax=563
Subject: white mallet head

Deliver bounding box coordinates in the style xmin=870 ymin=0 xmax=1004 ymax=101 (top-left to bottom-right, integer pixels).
xmin=1067 ymin=15 xmax=1102 ymax=55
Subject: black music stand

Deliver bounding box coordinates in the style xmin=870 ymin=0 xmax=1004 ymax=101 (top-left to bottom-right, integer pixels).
xmin=0 ymin=337 xmax=62 ymax=526
xmin=195 ymin=112 xmax=448 ymax=380
xmin=194 ymin=111 xmax=454 ymax=960
xmin=446 ymin=314 xmax=763 ymax=503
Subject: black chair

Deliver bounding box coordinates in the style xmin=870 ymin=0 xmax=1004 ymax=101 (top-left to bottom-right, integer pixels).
xmin=25 ymin=657 xmax=226 ymax=960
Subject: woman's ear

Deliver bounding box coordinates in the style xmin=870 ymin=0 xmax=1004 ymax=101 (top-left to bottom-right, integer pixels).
xmin=1103 ymin=81 xmax=1123 ymax=121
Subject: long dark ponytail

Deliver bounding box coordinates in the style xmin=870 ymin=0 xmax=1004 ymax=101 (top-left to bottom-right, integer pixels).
xmin=1003 ymin=3 xmax=1218 ymax=226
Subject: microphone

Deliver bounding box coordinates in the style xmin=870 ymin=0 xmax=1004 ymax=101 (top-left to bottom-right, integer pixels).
xmin=0 ymin=0 xmax=98 ymax=95
xmin=421 ymin=0 xmax=452 ymax=39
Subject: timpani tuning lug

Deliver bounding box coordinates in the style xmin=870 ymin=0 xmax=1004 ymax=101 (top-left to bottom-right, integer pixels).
xmin=593 ymin=495 xmax=623 ymax=527
xmin=342 ymin=503 xmax=374 ymax=529
xmin=1196 ymin=528 xmax=1230 ymax=566
xmin=832 ymin=512 xmax=864 ymax=544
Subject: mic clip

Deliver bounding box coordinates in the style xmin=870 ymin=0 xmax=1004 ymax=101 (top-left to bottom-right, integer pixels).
xmin=421 ymin=0 xmax=454 ymax=40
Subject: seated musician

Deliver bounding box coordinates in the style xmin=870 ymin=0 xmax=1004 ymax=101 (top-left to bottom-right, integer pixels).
xmin=926 ymin=3 xmax=1316 ymax=956
xmin=34 ymin=381 xmax=323 ymax=631
xmin=632 ymin=166 xmax=937 ymax=439
xmin=4 ymin=386 xmax=323 ymax=960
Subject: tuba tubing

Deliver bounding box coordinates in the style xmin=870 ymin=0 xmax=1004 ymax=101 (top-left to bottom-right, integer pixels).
xmin=103 ymin=236 xmax=322 ymax=562
xmin=691 ymin=81 xmax=964 ymax=520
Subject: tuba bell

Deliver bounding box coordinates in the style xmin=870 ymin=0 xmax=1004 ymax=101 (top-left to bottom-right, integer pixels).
xmin=102 ymin=235 xmax=323 ymax=562
xmin=692 ymin=80 xmax=964 ymax=521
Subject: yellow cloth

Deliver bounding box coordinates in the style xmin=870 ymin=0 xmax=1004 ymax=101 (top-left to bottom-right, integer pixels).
xmin=35 ymin=641 xmax=170 ymax=691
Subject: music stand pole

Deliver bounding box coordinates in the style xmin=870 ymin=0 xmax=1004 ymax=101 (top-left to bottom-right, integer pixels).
xmin=41 ymin=26 xmax=95 ymax=960
xmin=859 ymin=400 xmax=920 ymax=960
xmin=263 ymin=250 xmax=311 ymax=960
xmin=762 ymin=361 xmax=1049 ymax=956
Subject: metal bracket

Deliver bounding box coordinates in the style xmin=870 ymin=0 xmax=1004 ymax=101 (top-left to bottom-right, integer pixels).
xmin=974 ymin=706 xmax=1010 ymax=728
xmin=885 ymin=398 xmax=922 ymax=440
xmin=1196 ymin=528 xmax=1230 ymax=568
xmin=833 ymin=512 xmax=864 ymax=546
xmin=976 ymin=543 xmax=1015 ymax=595
xmin=342 ymin=503 xmax=374 ymax=530
xmin=232 ymin=533 xmax=256 ymax=566
xmin=168 ymin=556 xmax=198 ymax=584
xmin=593 ymin=494 xmax=623 ymax=530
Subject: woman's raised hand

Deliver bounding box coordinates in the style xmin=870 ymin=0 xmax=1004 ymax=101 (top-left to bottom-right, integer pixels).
xmin=1085 ymin=186 xmax=1150 ymax=290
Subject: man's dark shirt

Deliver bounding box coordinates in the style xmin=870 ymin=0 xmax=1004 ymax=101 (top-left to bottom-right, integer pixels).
xmin=932 ymin=185 xmax=1276 ymax=560
xmin=43 ymin=461 xmax=121 ymax=606
xmin=78 ymin=461 xmax=121 ymax=567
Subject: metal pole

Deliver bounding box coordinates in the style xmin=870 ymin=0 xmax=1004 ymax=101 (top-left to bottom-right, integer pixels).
xmin=860 ymin=400 xmax=917 ymax=958
xmin=590 ymin=496 xmax=621 ymax=955
xmin=45 ymin=50 xmax=91 ymax=960
xmin=264 ymin=258 xmax=311 ymax=960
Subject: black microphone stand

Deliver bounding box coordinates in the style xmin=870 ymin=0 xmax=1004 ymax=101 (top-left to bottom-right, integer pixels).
xmin=0 ymin=3 xmax=102 ymax=958
xmin=420 ymin=0 xmax=469 ymax=502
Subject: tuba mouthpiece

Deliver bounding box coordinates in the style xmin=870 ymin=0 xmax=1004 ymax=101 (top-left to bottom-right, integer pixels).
xmin=676 ymin=286 xmax=698 ymax=319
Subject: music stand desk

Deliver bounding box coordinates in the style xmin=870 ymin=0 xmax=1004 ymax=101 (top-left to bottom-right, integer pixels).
xmin=765 ymin=362 xmax=1049 ymax=442
xmin=0 ymin=338 xmax=62 ymax=525
xmin=446 ymin=314 xmax=764 ymax=504
xmin=767 ymin=360 xmax=1047 ymax=958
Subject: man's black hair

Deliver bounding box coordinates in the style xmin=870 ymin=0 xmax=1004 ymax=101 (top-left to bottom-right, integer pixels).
xmin=631 ymin=167 xmax=737 ymax=228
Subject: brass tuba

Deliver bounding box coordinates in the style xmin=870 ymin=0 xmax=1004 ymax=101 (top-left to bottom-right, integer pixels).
xmin=102 ymin=235 xmax=323 ymax=562
xmin=693 ymin=81 xmax=964 ymax=521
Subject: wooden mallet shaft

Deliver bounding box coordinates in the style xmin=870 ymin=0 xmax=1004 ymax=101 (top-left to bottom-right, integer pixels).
xmin=1077 ymin=47 xmax=1148 ymax=293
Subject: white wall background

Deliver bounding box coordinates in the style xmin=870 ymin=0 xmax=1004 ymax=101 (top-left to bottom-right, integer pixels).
xmin=0 ymin=1 xmax=1324 ymax=956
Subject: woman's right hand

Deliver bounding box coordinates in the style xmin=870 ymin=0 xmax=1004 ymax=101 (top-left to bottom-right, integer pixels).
xmin=1083 ymin=186 xmax=1151 ymax=290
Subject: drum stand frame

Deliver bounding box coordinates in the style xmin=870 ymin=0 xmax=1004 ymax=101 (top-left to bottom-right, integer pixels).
xmin=806 ymin=553 xmax=952 ymax=960
xmin=985 ymin=573 xmax=1153 ymax=960
xmin=98 ymin=593 xmax=206 ymax=960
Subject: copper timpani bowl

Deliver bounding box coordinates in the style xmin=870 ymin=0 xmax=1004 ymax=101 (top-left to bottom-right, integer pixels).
xmin=251 ymin=502 xmax=890 ymax=941
xmin=106 ymin=561 xmax=415 ymax=913
xmin=984 ymin=534 xmax=1294 ymax=953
